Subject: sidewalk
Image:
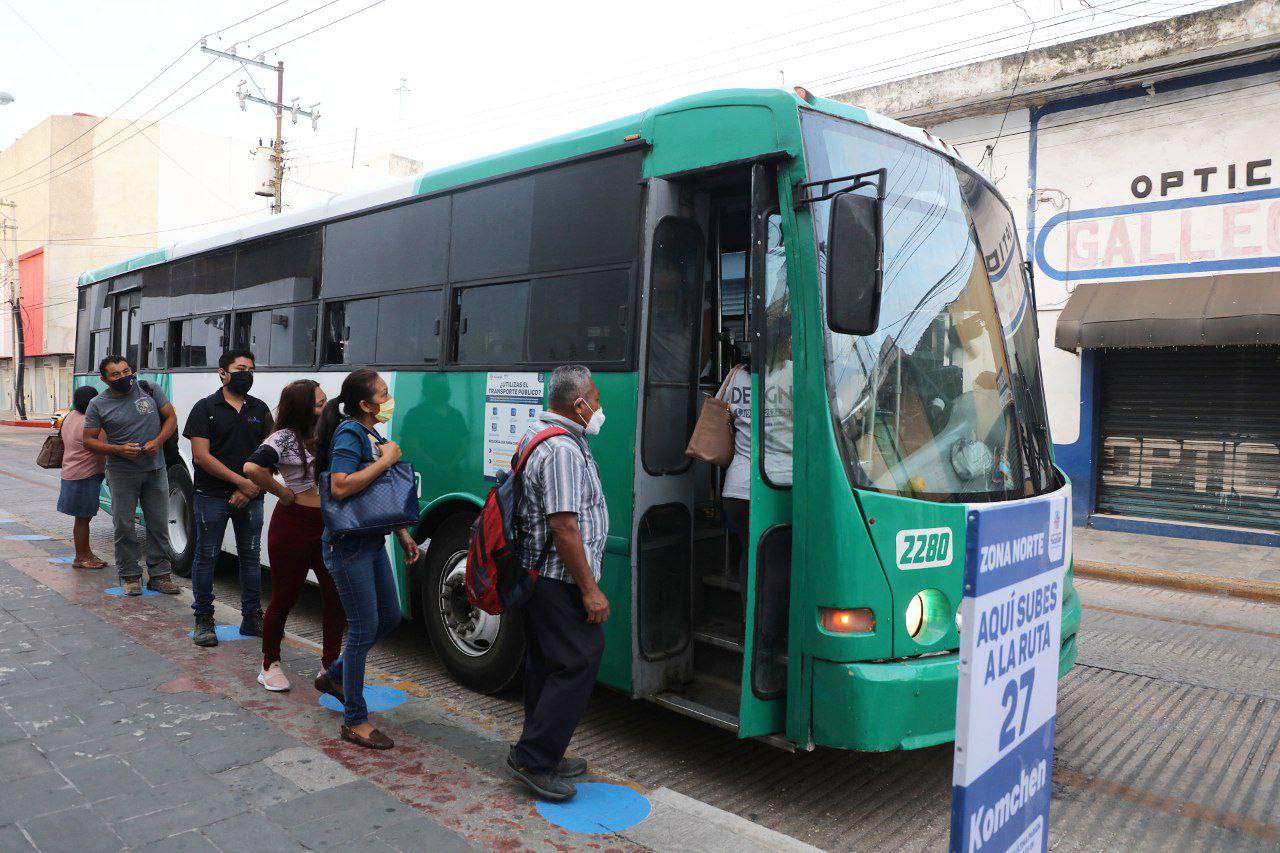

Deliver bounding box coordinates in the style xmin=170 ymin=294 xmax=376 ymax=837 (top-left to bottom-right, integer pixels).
xmin=0 ymin=515 xmax=815 ymax=852
xmin=1073 ymin=524 xmax=1280 ymax=601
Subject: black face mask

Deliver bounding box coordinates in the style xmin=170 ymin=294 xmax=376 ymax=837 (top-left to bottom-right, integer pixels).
xmin=108 ymin=375 xmax=135 ymax=394
xmin=226 ymin=371 xmax=254 ymax=395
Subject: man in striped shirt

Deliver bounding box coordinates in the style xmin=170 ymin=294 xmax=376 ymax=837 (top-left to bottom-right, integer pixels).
xmin=507 ymin=365 xmax=610 ymax=803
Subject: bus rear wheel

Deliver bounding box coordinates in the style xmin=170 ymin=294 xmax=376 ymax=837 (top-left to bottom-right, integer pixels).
xmin=165 ymin=464 xmax=195 ymax=578
xmin=420 ymin=515 xmax=524 ymax=695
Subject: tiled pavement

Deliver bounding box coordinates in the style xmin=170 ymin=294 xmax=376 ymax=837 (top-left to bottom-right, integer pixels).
xmin=0 ymin=521 xmax=636 ymax=852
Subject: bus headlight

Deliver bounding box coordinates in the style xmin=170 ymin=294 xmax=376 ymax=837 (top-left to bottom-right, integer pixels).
xmin=905 ymin=589 xmax=951 ymax=645
xmin=906 ymin=594 xmax=924 ymax=638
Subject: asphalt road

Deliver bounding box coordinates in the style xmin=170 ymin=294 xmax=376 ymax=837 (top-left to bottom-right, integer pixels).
xmin=2 ymin=424 xmax=1278 ymax=851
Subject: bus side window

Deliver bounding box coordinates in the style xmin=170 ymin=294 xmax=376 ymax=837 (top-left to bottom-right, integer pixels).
xmin=453 ymin=282 xmax=530 ymax=366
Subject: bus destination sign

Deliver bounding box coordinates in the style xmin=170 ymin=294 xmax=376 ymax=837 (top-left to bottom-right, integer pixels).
xmin=951 ymin=487 xmax=1070 ymax=853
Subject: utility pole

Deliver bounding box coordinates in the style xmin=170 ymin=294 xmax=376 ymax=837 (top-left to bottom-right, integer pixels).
xmin=393 ymin=76 xmax=412 ymax=121
xmin=0 ymin=199 xmax=22 ymax=420
xmin=200 ymin=41 xmax=319 ymax=214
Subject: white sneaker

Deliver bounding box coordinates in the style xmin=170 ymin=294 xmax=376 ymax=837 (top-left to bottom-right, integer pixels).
xmin=257 ymin=662 xmax=291 ymax=692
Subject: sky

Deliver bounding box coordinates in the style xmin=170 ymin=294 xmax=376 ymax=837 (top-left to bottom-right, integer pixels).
xmin=0 ymin=0 xmax=1236 ymax=212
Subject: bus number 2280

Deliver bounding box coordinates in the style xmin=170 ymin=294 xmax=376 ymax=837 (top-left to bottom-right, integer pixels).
xmin=895 ymin=527 xmax=953 ymax=570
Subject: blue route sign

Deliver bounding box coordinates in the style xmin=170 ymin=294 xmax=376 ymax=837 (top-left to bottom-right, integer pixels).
xmin=951 ymin=486 xmax=1070 ymax=853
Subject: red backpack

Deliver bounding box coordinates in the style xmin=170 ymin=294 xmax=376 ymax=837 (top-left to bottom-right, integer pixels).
xmin=465 ymin=426 xmax=571 ymax=615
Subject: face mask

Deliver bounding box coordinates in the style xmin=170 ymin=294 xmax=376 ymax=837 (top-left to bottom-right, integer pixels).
xmin=226 ymin=371 xmax=254 ymax=395
xmin=375 ymin=397 xmax=395 ymax=424
xmin=108 ymin=375 xmax=135 ymax=394
xmin=577 ymin=399 xmax=605 ymax=435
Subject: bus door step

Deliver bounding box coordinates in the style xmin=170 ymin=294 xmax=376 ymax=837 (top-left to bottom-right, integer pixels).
xmin=652 ymin=689 xmax=739 ymax=734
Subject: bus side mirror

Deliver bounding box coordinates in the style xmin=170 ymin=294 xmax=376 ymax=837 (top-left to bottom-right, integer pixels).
xmin=826 ymin=192 xmax=883 ymax=336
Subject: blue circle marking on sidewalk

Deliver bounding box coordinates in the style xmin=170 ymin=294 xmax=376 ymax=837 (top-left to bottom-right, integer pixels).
xmin=318 ymin=684 xmax=407 ymax=712
xmin=48 ymin=556 xmax=76 ymax=565
xmin=0 ymin=518 xmax=17 ymax=523
xmin=105 ymin=586 xmax=161 ymax=597
xmin=5 ymin=534 xmax=52 ymax=540
xmin=536 ymin=782 xmax=651 ymax=834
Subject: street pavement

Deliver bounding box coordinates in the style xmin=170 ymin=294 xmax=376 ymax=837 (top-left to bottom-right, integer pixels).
xmin=2 ymin=424 xmax=1280 ymax=851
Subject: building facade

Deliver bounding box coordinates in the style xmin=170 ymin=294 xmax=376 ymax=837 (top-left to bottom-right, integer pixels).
xmin=0 ymin=114 xmax=411 ymax=419
xmin=835 ymin=0 xmax=1280 ymax=543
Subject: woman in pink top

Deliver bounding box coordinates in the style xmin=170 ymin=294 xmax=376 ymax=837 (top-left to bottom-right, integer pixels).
xmin=57 ymin=385 xmax=108 ymax=568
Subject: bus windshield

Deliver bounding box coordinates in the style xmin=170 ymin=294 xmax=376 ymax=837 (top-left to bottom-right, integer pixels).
xmin=803 ymin=111 xmax=1056 ymax=503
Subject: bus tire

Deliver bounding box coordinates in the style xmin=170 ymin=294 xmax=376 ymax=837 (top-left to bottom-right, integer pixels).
xmin=420 ymin=514 xmax=524 ymax=695
xmin=165 ymin=464 xmax=196 ymax=578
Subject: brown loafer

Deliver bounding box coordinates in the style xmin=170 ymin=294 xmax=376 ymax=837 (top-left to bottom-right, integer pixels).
xmin=314 ymin=672 xmax=345 ymax=704
xmin=341 ymin=725 xmax=394 ymax=750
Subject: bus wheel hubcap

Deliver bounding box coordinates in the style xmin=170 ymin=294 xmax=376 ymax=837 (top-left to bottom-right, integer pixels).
xmin=438 ymin=553 xmax=499 ymax=658
xmin=168 ymin=489 xmax=189 ymax=553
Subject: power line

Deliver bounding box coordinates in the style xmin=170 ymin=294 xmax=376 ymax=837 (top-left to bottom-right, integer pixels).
xmin=1 ymin=0 xmax=386 ymax=198
xmin=293 ymin=0 xmax=1198 ymax=164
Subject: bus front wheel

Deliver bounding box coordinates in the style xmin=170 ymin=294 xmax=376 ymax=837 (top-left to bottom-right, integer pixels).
xmin=420 ymin=515 xmax=525 ymax=695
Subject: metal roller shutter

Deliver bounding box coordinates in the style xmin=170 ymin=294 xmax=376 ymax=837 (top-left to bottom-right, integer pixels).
xmin=1097 ymin=346 xmax=1280 ymax=531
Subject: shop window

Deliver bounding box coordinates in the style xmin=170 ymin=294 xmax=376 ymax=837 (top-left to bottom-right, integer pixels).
xmin=322 ymin=198 xmax=450 ymax=298
xmin=453 ymin=281 xmax=530 ymax=366
xmin=526 ymin=268 xmax=631 ymax=364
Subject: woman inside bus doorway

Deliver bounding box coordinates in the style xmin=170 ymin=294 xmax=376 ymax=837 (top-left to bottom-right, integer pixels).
xmin=244 ymin=379 xmax=347 ymax=694
xmin=313 ymin=368 xmax=419 ymax=749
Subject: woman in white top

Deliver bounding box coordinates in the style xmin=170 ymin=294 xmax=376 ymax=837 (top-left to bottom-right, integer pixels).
xmin=243 ymin=380 xmax=347 ymax=692
xmin=721 ymin=360 xmax=752 ymax=614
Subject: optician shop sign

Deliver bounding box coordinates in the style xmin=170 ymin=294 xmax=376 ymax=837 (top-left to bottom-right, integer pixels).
xmin=951 ymin=487 xmax=1069 ymax=853
xmin=1034 ymin=156 xmax=1280 ymax=281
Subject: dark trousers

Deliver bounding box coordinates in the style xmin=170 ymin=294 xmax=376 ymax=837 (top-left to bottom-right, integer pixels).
xmin=723 ymin=497 xmax=750 ymax=613
xmin=514 ymin=577 xmax=604 ymax=773
xmin=323 ymin=534 xmax=401 ymax=727
xmin=262 ymin=502 xmax=346 ymax=671
xmin=192 ymin=493 xmax=263 ymax=617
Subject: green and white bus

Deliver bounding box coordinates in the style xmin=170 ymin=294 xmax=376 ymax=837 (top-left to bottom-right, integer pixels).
xmin=74 ymin=88 xmax=1079 ymax=752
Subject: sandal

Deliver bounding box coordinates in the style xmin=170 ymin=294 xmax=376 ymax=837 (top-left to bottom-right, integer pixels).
xmin=72 ymin=559 xmax=105 ymax=569
xmin=341 ymin=725 xmax=394 ymax=750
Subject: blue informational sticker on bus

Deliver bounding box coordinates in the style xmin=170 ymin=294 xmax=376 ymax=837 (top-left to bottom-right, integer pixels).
xmin=951 ymin=486 xmax=1070 ymax=853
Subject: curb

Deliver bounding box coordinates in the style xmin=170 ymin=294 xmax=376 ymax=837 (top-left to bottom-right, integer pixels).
xmin=1074 ymin=559 xmax=1280 ymax=605
xmin=0 ymin=419 xmax=53 ymax=428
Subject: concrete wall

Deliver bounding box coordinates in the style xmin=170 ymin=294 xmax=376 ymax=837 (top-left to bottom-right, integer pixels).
xmin=833 ymin=0 xmax=1280 ymax=124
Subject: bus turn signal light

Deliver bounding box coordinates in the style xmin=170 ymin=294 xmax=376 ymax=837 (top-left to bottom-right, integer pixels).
xmin=820 ymin=607 xmax=875 ymax=634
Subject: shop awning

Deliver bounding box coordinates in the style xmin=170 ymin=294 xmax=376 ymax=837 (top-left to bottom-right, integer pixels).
xmin=1054 ymin=271 xmax=1280 ymax=351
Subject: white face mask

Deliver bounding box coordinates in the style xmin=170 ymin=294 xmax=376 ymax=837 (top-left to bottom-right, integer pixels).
xmin=577 ymin=399 xmax=606 ymax=435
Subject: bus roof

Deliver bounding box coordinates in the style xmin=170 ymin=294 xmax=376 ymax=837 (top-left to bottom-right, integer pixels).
xmin=77 ymin=88 xmax=954 ymax=287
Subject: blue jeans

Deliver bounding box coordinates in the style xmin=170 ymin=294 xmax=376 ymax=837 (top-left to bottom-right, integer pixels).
xmin=323 ymin=534 xmax=402 ymax=726
xmin=191 ymin=493 xmax=264 ymax=618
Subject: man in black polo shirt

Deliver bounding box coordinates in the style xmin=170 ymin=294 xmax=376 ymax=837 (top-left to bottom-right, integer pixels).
xmin=183 ymin=349 xmax=273 ymax=647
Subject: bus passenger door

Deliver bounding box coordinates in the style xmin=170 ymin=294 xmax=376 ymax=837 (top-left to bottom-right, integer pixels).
xmin=632 ymin=178 xmax=704 ymax=696
xmin=738 ymin=164 xmax=793 ymax=737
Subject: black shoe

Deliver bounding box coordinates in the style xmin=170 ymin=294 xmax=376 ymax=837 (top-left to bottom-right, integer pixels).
xmin=192 ymin=615 xmax=218 ymax=647
xmin=314 ymin=671 xmax=345 ymax=704
xmin=506 ymin=753 xmax=578 ymax=799
xmin=239 ymin=610 xmax=264 ymax=637
xmin=557 ymin=756 xmax=588 ymax=778
xmin=507 ymin=749 xmax=576 ymax=801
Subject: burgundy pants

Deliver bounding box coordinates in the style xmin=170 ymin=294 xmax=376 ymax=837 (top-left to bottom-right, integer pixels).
xmin=262 ymin=501 xmax=346 ymax=670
